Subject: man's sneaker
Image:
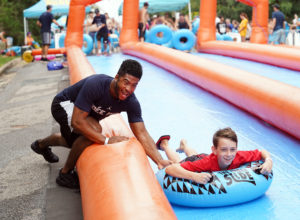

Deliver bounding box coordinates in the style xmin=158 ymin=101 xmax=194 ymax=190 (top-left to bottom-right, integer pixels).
xmin=31 ymin=140 xmax=59 ymax=163
xmin=56 ymin=169 xmax=80 ymax=189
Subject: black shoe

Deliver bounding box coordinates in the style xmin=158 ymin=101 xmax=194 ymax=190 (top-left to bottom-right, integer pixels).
xmin=56 ymin=169 xmax=80 ymax=189
xmin=31 ymin=140 xmax=59 ymax=163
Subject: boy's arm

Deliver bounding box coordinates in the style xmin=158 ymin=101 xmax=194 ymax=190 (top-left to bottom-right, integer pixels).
xmin=165 ymin=163 xmax=212 ymax=184
xmin=259 ymin=149 xmax=273 ymax=175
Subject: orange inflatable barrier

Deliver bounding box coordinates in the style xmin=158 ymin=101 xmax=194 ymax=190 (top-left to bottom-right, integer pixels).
xmin=64 ymin=0 xmax=176 ymax=219
xmin=197 ymin=0 xmax=300 ymax=71
xmin=119 ymin=0 xmax=300 ymax=141
xmin=31 ymin=48 xmax=66 ymax=56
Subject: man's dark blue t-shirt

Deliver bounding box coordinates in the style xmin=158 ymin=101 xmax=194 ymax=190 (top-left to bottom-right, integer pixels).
xmin=39 ymin=12 xmax=54 ymax=33
xmin=272 ymin=11 xmax=285 ymax=31
xmin=92 ymin=15 xmax=108 ymax=33
xmin=55 ymin=74 xmax=143 ymax=123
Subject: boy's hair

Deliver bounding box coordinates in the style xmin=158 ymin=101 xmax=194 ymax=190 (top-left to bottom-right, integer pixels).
xmin=117 ymin=59 xmax=143 ymax=80
xmin=46 ymin=5 xmax=52 ymax=10
xmin=144 ymin=2 xmax=149 ymax=7
xmin=213 ymin=127 xmax=238 ymax=148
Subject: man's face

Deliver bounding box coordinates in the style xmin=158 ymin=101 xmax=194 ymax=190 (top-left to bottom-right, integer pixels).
xmin=115 ymin=74 xmax=140 ymax=100
xmin=212 ymin=138 xmax=237 ymax=170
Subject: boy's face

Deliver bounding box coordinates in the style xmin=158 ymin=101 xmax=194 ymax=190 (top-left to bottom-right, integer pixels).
xmin=212 ymin=138 xmax=237 ymax=170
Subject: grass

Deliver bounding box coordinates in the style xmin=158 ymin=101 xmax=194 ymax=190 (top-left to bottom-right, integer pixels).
xmin=0 ymin=56 xmax=16 ymax=67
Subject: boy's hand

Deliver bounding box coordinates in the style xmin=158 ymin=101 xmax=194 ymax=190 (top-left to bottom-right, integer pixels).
xmin=192 ymin=173 xmax=212 ymax=184
xmin=260 ymin=159 xmax=273 ymax=175
xmin=158 ymin=159 xmax=173 ymax=170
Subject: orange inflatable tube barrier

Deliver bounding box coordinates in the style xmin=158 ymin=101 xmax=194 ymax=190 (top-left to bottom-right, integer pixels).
xmin=64 ymin=0 xmax=176 ymax=219
xmin=119 ymin=0 xmax=300 ymax=141
xmin=197 ymin=0 xmax=300 ymax=71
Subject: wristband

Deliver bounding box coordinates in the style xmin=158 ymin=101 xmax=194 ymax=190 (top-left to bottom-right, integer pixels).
xmin=104 ymin=137 xmax=109 ymax=145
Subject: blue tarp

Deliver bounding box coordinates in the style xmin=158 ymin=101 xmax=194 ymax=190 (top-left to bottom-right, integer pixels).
xmin=118 ymin=0 xmax=190 ymax=15
xmin=23 ymin=0 xmax=90 ymax=18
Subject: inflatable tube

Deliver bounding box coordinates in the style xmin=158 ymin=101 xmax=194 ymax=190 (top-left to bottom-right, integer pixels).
xmin=59 ymin=33 xmax=93 ymax=55
xmin=77 ymin=115 xmax=176 ymax=220
xmin=149 ymin=25 xmax=173 ymax=45
xmin=156 ymin=161 xmax=273 ymax=207
xmin=172 ymin=29 xmax=196 ymax=51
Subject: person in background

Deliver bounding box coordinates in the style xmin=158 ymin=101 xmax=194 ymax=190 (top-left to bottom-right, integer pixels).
xmin=26 ymin=32 xmax=34 ymax=46
xmin=225 ymin=18 xmax=233 ymax=32
xmin=37 ymin=5 xmax=63 ymax=61
xmin=175 ymin=13 xmax=191 ymax=30
xmin=270 ymin=3 xmax=285 ymax=45
xmin=92 ymin=8 xmax=109 ymax=55
xmin=238 ymin=12 xmax=248 ymax=42
xmin=138 ymin=2 xmax=149 ymax=42
xmin=0 ymin=31 xmax=7 ymax=50
xmin=216 ymin=16 xmax=226 ymax=35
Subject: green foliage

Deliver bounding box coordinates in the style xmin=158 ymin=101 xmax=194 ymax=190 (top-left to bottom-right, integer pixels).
xmin=0 ymin=55 xmax=16 ymax=67
xmin=180 ymin=0 xmax=299 ymax=22
xmin=0 ymin=0 xmax=40 ymax=46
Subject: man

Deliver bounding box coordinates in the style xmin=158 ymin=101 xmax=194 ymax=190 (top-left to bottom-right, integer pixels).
xmin=271 ymin=3 xmax=285 ymax=45
xmin=92 ymin=8 xmax=109 ymax=55
xmin=138 ymin=2 xmax=149 ymax=42
xmin=31 ymin=59 xmax=172 ymax=189
xmin=216 ymin=16 xmax=226 ymax=35
xmin=36 ymin=5 xmax=62 ymax=61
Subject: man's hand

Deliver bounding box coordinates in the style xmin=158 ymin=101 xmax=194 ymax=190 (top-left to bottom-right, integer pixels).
xmin=108 ymin=136 xmax=129 ymax=144
xmin=192 ymin=173 xmax=212 ymax=184
xmin=158 ymin=159 xmax=173 ymax=170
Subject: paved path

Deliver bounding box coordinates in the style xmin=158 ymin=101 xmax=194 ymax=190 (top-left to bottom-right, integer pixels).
xmin=0 ymin=59 xmax=82 ymax=220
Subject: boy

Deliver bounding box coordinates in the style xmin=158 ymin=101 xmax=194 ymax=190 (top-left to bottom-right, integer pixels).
xmin=156 ymin=127 xmax=273 ymax=185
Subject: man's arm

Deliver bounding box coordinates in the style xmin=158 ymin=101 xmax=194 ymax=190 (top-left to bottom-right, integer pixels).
xmin=130 ymin=122 xmax=172 ymax=169
xmin=71 ymin=106 xmax=107 ymax=144
xmin=71 ymin=106 xmax=128 ymax=145
xmin=165 ymin=163 xmax=212 ymax=184
xmin=52 ymin=19 xmax=63 ymax=29
xmin=37 ymin=20 xmax=41 ymax=27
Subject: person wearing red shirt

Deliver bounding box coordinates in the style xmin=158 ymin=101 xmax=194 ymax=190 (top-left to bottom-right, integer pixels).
xmin=156 ymin=127 xmax=273 ymax=185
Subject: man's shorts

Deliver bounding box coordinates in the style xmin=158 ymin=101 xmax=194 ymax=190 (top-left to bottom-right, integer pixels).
xmin=41 ymin=32 xmax=51 ymax=45
xmin=96 ymin=29 xmax=108 ymax=44
xmin=273 ymin=29 xmax=286 ymax=44
xmin=138 ymin=22 xmax=146 ymax=39
xmin=180 ymin=153 xmax=208 ymax=163
xmin=51 ymin=97 xmax=80 ymax=147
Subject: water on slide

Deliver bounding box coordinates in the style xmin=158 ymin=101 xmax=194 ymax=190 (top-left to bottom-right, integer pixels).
xmin=87 ymin=53 xmax=300 ymax=220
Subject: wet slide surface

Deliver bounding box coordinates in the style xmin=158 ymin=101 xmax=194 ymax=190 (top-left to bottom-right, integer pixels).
xmin=87 ymin=53 xmax=300 ymax=220
xmin=194 ymin=52 xmax=300 ymax=88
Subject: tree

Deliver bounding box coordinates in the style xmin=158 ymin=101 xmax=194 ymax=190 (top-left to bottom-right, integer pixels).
xmin=0 ymin=0 xmax=40 ymax=46
xmin=180 ymin=0 xmax=298 ymax=23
